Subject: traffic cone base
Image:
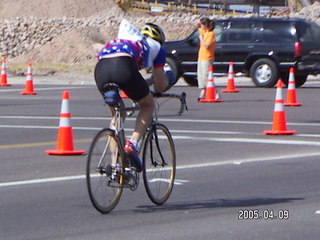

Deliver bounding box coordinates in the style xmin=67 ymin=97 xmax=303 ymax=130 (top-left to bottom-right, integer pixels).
xmin=199 ymin=95 xmax=222 ymax=102
xmin=21 ymin=81 xmax=37 ymax=95
xmin=221 ymin=88 xmax=240 ymax=93
xmin=284 ymin=102 xmax=302 ymax=106
xmin=45 ymin=91 xmax=85 ymax=156
xmin=263 ymin=80 xmax=296 ymax=135
xmin=263 ymin=130 xmax=296 ymax=135
xmin=0 ymin=79 xmax=11 ymax=87
xmin=46 ymin=149 xmax=85 ymax=155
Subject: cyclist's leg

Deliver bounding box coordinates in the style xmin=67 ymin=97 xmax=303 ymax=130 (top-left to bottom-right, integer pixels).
xmin=130 ymin=93 xmax=154 ymax=143
xmin=117 ymin=58 xmax=153 ymax=144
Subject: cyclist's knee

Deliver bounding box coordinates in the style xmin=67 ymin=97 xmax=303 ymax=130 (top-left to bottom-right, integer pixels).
xmin=137 ymin=93 xmax=154 ymax=110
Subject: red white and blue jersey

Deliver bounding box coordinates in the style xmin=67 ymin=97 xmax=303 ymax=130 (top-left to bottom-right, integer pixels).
xmin=97 ymin=19 xmax=165 ymax=69
xmin=97 ymin=39 xmax=145 ymax=67
xmin=97 ymin=38 xmax=166 ymax=69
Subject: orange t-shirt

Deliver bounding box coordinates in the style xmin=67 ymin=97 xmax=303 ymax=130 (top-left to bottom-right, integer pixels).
xmin=198 ymin=28 xmax=216 ymax=61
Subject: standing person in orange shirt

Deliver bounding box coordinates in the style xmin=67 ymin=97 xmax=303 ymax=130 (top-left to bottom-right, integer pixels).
xmin=197 ymin=17 xmax=216 ymax=101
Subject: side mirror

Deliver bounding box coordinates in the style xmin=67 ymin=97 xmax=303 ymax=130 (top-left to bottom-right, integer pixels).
xmin=188 ymin=37 xmax=199 ymax=46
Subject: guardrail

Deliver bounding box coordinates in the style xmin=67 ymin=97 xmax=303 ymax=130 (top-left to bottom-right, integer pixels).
xmin=115 ymin=0 xmax=298 ymax=16
xmin=116 ymin=0 xmax=239 ymax=15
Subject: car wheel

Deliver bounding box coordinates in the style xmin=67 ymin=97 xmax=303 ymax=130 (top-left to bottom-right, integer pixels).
xmin=165 ymin=57 xmax=179 ymax=85
xmin=250 ymin=58 xmax=278 ymax=87
xmin=183 ymin=75 xmax=198 ymax=86
xmin=280 ymin=72 xmax=307 ymax=88
xmin=280 ymin=72 xmax=289 ymax=87
xmin=295 ymin=74 xmax=307 ymax=87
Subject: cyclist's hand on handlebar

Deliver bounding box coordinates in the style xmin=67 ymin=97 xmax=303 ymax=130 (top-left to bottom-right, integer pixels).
xmin=164 ymin=70 xmax=175 ymax=91
xmin=151 ymin=90 xmax=162 ymax=98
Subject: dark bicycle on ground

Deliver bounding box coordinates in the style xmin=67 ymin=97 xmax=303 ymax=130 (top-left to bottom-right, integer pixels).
xmin=86 ymin=83 xmax=178 ymax=214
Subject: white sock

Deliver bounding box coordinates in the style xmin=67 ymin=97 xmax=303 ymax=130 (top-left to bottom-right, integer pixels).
xmin=130 ymin=140 xmax=139 ymax=150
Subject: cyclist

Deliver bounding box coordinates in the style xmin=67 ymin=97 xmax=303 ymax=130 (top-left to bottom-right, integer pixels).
xmin=94 ymin=19 xmax=175 ymax=172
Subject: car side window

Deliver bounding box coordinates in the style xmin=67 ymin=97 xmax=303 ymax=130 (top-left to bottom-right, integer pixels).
xmin=225 ymin=21 xmax=253 ymax=42
xmin=188 ymin=30 xmax=199 ymax=46
xmin=310 ymin=22 xmax=320 ymax=41
xmin=215 ymin=22 xmax=223 ymax=42
xmin=262 ymin=22 xmax=295 ymax=43
xmin=296 ymin=21 xmax=319 ymax=42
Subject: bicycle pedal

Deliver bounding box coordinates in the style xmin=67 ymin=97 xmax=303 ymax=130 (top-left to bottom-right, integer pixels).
xmin=124 ymin=168 xmax=139 ymax=191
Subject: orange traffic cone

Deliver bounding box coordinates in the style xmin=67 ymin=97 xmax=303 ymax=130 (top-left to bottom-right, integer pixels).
xmin=263 ymin=80 xmax=296 ymax=135
xmin=221 ymin=61 xmax=239 ymax=93
xmin=120 ymin=90 xmax=128 ymax=98
xmin=199 ymin=65 xmax=221 ymax=103
xmin=45 ymin=91 xmax=85 ymax=155
xmin=21 ymin=62 xmax=37 ymax=95
xmin=284 ymin=68 xmax=302 ymax=106
xmin=0 ymin=58 xmax=11 ymax=87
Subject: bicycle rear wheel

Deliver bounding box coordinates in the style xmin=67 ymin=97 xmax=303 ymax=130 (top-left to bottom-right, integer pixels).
xmin=142 ymin=123 xmax=176 ymax=205
xmin=86 ymin=128 xmax=125 ymax=214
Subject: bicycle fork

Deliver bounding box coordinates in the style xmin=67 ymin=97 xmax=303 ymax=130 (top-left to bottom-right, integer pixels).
xmin=149 ymin=124 xmax=167 ymax=167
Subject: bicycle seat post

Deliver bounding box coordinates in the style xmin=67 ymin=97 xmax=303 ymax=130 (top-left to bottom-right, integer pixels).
xmin=103 ymin=83 xmax=126 ymax=145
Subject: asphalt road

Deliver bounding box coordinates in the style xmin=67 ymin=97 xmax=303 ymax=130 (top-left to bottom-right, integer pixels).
xmin=1 ymin=77 xmax=320 ymax=239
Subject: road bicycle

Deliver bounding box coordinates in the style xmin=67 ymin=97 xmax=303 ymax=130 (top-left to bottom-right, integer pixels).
xmin=86 ymin=83 xmax=177 ymax=214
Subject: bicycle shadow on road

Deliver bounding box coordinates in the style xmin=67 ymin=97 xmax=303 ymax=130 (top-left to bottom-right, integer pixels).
xmin=134 ymin=197 xmax=303 ymax=214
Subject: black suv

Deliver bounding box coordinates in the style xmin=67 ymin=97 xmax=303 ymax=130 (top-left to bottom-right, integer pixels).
xmin=164 ymin=17 xmax=320 ymax=87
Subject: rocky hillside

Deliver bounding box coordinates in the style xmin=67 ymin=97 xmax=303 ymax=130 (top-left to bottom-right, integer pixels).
xmin=0 ymin=0 xmax=319 ymax=73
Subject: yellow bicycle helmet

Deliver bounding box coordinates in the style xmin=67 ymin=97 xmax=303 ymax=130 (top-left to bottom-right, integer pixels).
xmin=140 ymin=23 xmax=165 ymax=45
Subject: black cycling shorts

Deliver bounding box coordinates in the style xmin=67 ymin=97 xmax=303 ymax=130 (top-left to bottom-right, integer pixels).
xmin=94 ymin=56 xmax=150 ymax=101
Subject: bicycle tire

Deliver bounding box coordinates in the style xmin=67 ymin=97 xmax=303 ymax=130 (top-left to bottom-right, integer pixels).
xmin=142 ymin=122 xmax=176 ymax=205
xmin=86 ymin=128 xmax=125 ymax=214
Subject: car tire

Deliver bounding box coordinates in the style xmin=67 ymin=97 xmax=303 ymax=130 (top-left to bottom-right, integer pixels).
xmin=183 ymin=75 xmax=198 ymax=86
xmin=280 ymin=72 xmax=307 ymax=88
xmin=250 ymin=58 xmax=278 ymax=87
xmin=165 ymin=57 xmax=179 ymax=85
xmin=295 ymin=74 xmax=307 ymax=87
xmin=280 ymin=72 xmax=289 ymax=87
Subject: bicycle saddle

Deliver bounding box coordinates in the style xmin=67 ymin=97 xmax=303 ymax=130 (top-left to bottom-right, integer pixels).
xmin=102 ymin=83 xmax=121 ymax=107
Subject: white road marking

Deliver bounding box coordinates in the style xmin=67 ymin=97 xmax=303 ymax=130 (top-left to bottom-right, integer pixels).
xmin=148 ymin=179 xmax=189 ymax=185
xmin=0 ymin=86 xmax=86 ymax=92
xmin=2 ymin=115 xmax=320 ymax=127
xmin=1 ymin=151 xmax=320 ymax=188
xmin=2 ymin=116 xmax=320 ymax=189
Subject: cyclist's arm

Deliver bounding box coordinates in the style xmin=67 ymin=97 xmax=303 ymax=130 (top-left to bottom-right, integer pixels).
xmin=150 ymin=46 xmax=175 ymax=92
xmin=152 ymin=67 xmax=168 ymax=93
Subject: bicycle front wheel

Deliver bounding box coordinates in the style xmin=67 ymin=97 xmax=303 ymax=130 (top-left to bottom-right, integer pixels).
xmin=142 ymin=123 xmax=176 ymax=205
xmin=86 ymin=128 xmax=125 ymax=214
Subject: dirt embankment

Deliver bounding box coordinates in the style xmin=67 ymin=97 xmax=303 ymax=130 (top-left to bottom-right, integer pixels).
xmin=0 ymin=0 xmax=319 ymax=75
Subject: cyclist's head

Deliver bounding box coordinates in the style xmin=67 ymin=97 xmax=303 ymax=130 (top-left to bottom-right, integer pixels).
xmin=140 ymin=23 xmax=165 ymax=45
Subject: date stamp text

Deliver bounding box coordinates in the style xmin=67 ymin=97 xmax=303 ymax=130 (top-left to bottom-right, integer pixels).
xmin=238 ymin=209 xmax=289 ymax=220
